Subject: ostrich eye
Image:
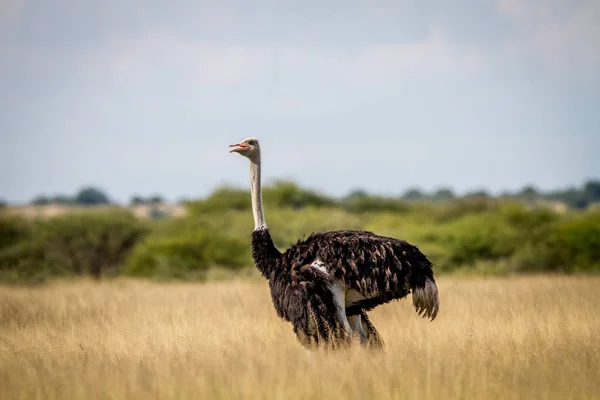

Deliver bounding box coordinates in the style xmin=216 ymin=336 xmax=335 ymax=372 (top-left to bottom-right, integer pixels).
xmin=248 ymin=141 xmax=255 ymax=145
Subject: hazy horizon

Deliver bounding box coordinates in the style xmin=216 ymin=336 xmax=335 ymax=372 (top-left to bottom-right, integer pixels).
xmin=2 ymin=0 xmax=599 ymax=204
xmin=3 ymin=173 xmax=598 ymax=207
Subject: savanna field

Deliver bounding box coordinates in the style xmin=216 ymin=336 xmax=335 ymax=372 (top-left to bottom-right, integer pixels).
xmin=1 ymin=276 xmax=600 ymax=400
xmin=2 ymin=183 xmax=600 ymax=399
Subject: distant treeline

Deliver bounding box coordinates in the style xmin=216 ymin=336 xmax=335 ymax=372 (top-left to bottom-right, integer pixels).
xmin=29 ymin=187 xmax=164 ymax=206
xmin=1 ymin=180 xmax=599 ymax=284
xmin=21 ymin=179 xmax=600 ymax=210
xmin=186 ymin=179 xmax=600 ymax=214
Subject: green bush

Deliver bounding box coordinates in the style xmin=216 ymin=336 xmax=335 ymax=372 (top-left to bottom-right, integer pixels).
xmin=340 ymin=191 xmax=410 ymax=214
xmin=517 ymin=210 xmax=600 ymax=272
xmin=499 ymin=203 xmax=559 ymax=231
xmin=123 ymin=218 xmax=250 ymax=280
xmin=0 ymin=215 xmax=65 ymax=283
xmin=187 ymin=181 xmax=334 ymax=215
xmin=42 ymin=210 xmax=147 ymax=278
xmin=2 ymin=192 xmax=599 ymax=284
xmin=441 ymin=214 xmax=518 ymax=268
xmin=0 ymin=210 xmax=148 ymax=282
xmin=0 ymin=240 xmax=68 ymax=283
xmin=428 ymin=197 xmax=501 ymax=223
xmin=186 ymin=187 xmax=251 ymax=214
xmin=0 ymin=214 xmax=32 ymax=250
xmin=420 ymin=205 xmax=567 ymax=272
xmin=263 ymin=180 xmax=334 ymax=209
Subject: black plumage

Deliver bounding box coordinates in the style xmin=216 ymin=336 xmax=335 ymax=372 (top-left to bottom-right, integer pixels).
xmin=229 ymin=137 xmax=439 ymax=350
xmin=252 ymin=227 xmax=438 ymax=349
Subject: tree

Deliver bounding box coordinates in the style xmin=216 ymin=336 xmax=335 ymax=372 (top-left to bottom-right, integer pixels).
xmin=583 ymin=180 xmax=600 ymax=202
xmin=518 ymin=185 xmax=539 ymax=202
xmin=130 ymin=195 xmax=144 ymax=205
xmin=343 ymin=189 xmax=368 ymax=201
xmin=75 ymin=187 xmax=110 ymax=205
xmin=263 ymin=180 xmax=334 ymax=209
xmin=432 ymin=188 xmax=455 ymax=201
xmin=549 ymin=187 xmax=588 ymax=209
xmin=402 ymin=188 xmax=425 ymax=201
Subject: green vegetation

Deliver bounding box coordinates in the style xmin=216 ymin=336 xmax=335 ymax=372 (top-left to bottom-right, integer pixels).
xmin=0 ymin=210 xmax=147 ymax=283
xmin=1 ymin=181 xmax=599 ymax=283
xmin=123 ymin=218 xmax=249 ymax=280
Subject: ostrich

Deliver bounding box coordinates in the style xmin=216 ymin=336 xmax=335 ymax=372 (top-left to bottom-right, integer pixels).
xmin=229 ymin=137 xmax=439 ymax=350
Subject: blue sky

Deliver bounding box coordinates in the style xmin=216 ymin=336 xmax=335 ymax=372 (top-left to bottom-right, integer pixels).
xmin=1 ymin=0 xmax=599 ymax=204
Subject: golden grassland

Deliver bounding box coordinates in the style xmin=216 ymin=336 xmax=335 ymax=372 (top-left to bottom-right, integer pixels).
xmin=1 ymin=275 xmax=599 ymax=400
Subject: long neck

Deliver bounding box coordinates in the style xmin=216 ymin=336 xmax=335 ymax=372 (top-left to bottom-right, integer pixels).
xmin=248 ymin=154 xmax=281 ymax=279
xmin=249 ymin=156 xmax=267 ymax=231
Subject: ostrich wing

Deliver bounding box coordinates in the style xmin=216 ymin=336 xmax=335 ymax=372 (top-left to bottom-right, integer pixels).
xmin=281 ymin=229 xmax=434 ymax=313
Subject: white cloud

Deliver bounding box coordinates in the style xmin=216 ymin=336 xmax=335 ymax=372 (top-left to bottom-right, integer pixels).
xmin=75 ymin=25 xmax=485 ymax=88
xmin=341 ymin=27 xmax=485 ymax=84
xmin=3 ymin=0 xmax=599 ymax=89
xmin=497 ymin=0 xmax=600 ymax=79
xmin=276 ymin=26 xmax=484 ymax=87
xmin=79 ymin=34 xmax=271 ymax=86
xmin=10 ymin=0 xmax=594 ymax=90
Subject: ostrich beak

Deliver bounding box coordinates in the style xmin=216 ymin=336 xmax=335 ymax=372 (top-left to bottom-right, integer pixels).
xmin=229 ymin=142 xmax=249 ymax=153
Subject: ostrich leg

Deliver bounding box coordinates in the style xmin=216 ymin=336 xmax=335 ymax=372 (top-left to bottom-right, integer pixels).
xmin=347 ymin=312 xmax=385 ymax=349
xmin=330 ymin=279 xmax=353 ymax=333
xmin=347 ymin=314 xmax=368 ymax=342
xmin=359 ymin=310 xmax=385 ymax=349
xmin=294 ymin=280 xmax=352 ymax=350
xmin=332 ymin=280 xmax=385 ymax=349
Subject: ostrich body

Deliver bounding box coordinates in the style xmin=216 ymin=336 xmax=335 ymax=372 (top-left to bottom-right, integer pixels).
xmin=230 ymin=137 xmax=439 ymax=349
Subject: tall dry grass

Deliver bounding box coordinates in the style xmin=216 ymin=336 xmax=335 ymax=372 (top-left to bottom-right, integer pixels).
xmin=1 ymin=276 xmax=599 ymax=400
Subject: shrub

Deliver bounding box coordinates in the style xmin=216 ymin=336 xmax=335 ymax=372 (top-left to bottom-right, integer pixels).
xmin=340 ymin=191 xmax=410 ymax=214
xmin=123 ymin=218 xmax=250 ymax=280
xmin=186 ymin=187 xmax=251 ymax=214
xmin=499 ymin=203 xmax=559 ymax=230
xmin=432 ymin=214 xmax=517 ymax=270
xmin=0 ymin=210 xmax=149 ymax=282
xmin=429 ymin=197 xmax=501 ymax=223
xmin=517 ymin=210 xmax=600 ymax=272
xmin=2 ymin=192 xmax=599 ymax=283
xmin=0 ymin=240 xmax=68 ymax=283
xmin=263 ymin=180 xmax=334 ymax=209
xmin=0 ymin=215 xmax=68 ymax=283
xmin=0 ymin=214 xmax=32 ymax=250
xmin=35 ymin=210 xmax=148 ymax=278
xmin=187 ymin=181 xmax=335 ymax=215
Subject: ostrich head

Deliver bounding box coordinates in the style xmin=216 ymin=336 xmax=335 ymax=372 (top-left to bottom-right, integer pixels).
xmin=229 ymin=136 xmax=266 ymax=231
xmin=229 ymin=137 xmax=260 ymax=162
